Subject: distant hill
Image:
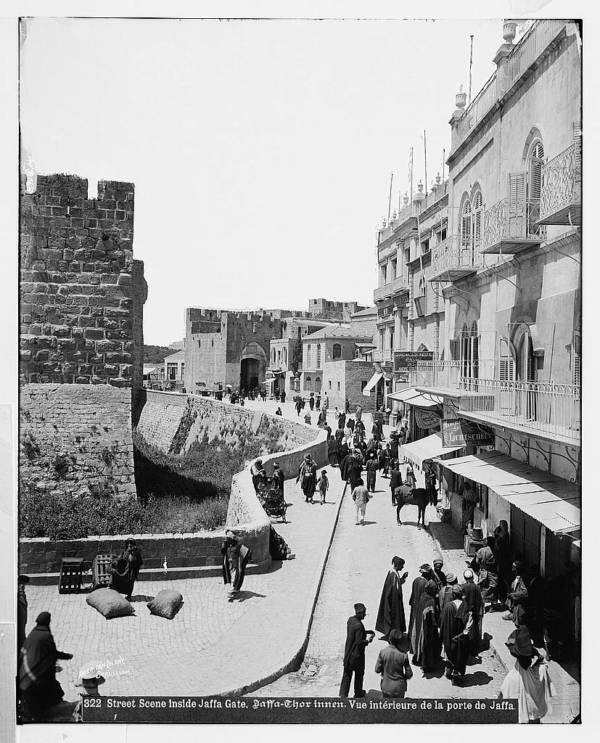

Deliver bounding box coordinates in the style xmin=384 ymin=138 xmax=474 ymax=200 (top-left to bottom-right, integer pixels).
xmin=144 ymin=345 xmax=172 ymax=364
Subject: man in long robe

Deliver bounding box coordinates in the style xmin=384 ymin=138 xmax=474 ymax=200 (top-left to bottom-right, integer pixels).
xmin=339 ymin=603 xmax=374 ymax=698
xmin=411 ymin=580 xmax=440 ymax=671
xmin=365 ymin=454 xmax=378 ymax=493
xmin=461 ymin=569 xmax=484 ymax=657
xmin=472 ymin=536 xmax=499 ymax=607
xmin=438 ymin=573 xmax=458 ymax=613
xmin=389 ymin=461 xmax=403 ymax=506
xmin=19 ymin=611 xmax=73 ymax=720
xmin=376 ymin=557 xmax=408 ymax=637
xmin=111 ymin=539 xmax=143 ymax=600
xmin=221 ymin=530 xmax=252 ymax=599
xmin=440 ymin=585 xmax=471 ymax=684
xmin=408 ymin=564 xmax=432 ymax=651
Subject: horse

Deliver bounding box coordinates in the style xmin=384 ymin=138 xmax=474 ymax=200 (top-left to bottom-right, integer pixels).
xmin=394 ymin=484 xmax=430 ymax=527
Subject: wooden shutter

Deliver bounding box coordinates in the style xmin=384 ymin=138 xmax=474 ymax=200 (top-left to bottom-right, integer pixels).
xmin=508 ymin=172 xmax=527 ymax=238
xmin=449 ymin=338 xmax=461 ymax=360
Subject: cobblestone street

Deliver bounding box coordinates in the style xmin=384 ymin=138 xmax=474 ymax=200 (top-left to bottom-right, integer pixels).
xmin=253 ymin=464 xmax=505 ymax=699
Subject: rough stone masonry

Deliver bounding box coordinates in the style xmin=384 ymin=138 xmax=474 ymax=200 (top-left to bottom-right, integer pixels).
xmin=19 ymin=174 xmax=147 ymax=499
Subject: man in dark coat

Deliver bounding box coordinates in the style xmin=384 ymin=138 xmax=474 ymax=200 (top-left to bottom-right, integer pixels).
xmin=19 ymin=611 xmax=73 ymax=720
xmin=438 ymin=573 xmax=458 ymax=613
xmin=389 ymin=461 xmax=403 ymax=506
xmin=339 ymin=603 xmax=374 ymax=698
xmin=348 ymin=456 xmax=363 ymax=491
xmin=221 ymin=530 xmax=252 ymax=599
xmin=338 ymin=411 xmax=346 ymax=430
xmin=408 ymin=564 xmax=432 ymax=648
xmin=440 ymin=585 xmax=471 ymax=684
xmin=365 ymin=454 xmax=378 ymax=493
xmin=272 ymin=463 xmax=285 ymax=497
xmin=376 ymin=557 xmax=408 ymax=637
xmin=432 ymin=558 xmax=447 ymax=589
xmin=412 ymin=580 xmax=441 ymax=671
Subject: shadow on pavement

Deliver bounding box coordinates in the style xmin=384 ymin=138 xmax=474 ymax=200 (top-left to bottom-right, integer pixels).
xmin=461 ymin=671 xmax=494 ymax=687
xmin=422 ymin=667 xmax=445 ymax=680
xmin=231 ymin=590 xmax=267 ymax=602
xmin=428 ymin=522 xmax=464 ymax=550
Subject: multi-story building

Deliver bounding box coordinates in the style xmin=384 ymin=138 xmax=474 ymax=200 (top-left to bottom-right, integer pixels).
xmin=402 ymin=20 xmax=581 ymax=608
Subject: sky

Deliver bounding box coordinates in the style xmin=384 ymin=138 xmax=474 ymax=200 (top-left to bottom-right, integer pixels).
xmin=20 ymin=16 xmax=510 ymax=346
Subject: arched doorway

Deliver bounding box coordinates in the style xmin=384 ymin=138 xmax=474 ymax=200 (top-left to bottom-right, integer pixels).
xmin=240 ymin=342 xmax=267 ymax=394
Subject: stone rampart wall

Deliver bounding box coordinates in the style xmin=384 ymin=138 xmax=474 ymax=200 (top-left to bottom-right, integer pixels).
xmin=20 ymin=384 xmax=136 ymax=499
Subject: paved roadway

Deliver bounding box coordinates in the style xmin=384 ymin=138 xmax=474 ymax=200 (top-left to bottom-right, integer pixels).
xmin=252 ymin=464 xmax=505 ymax=699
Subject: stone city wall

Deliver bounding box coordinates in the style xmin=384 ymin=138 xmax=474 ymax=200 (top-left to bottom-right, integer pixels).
xmin=19 ymin=174 xmax=147 ymax=393
xmin=20 ymin=383 xmax=137 ymax=500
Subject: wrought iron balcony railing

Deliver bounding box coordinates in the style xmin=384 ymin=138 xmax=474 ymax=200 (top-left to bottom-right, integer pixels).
xmin=481 ymin=197 xmax=546 ymax=255
xmin=429 ymin=236 xmax=481 ymax=282
xmin=539 ymin=141 xmax=582 ymax=225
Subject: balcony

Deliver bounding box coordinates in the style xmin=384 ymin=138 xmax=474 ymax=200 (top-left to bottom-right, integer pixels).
xmin=411 ymin=361 xmax=581 ymax=443
xmin=480 ymin=197 xmax=546 ymax=255
xmin=429 ymin=237 xmax=481 ymax=282
xmin=374 ymin=274 xmax=409 ymax=302
xmin=539 ymin=141 xmax=582 ymax=226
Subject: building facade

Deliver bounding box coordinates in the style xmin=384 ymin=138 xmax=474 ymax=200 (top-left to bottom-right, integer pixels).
xmin=397 ymin=20 xmax=581 ymax=602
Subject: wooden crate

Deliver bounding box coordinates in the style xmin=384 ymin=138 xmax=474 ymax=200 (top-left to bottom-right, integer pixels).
xmin=92 ymin=554 xmax=113 ymax=589
xmin=58 ymin=557 xmax=85 ymax=594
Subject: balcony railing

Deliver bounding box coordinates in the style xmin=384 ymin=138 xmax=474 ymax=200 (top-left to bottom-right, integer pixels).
xmin=429 ymin=237 xmax=481 ymax=282
xmin=411 ymin=360 xmax=580 ymax=442
xmin=458 ymin=377 xmax=580 ymax=442
xmin=539 ymin=141 xmax=582 ymax=225
xmin=452 ymin=20 xmax=567 ymax=153
xmin=481 ymin=197 xmax=546 ymax=255
xmin=374 ymin=274 xmax=410 ymax=302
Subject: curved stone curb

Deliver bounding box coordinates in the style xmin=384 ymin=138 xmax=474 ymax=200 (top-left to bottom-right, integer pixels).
xmin=216 ymin=477 xmax=349 ymax=697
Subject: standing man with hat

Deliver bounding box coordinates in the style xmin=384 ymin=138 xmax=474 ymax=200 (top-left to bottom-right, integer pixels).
xmin=408 ymin=564 xmax=432 ymax=646
xmin=339 ymin=603 xmax=375 ymax=698
xmin=461 ymin=569 xmax=484 ymax=658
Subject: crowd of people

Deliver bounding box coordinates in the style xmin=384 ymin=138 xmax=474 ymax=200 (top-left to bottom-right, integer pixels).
xmin=341 ymin=551 xmax=555 ymax=722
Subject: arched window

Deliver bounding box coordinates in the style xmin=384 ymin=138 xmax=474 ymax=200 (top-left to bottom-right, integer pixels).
xmin=460 ymin=198 xmax=472 ymax=250
xmin=332 ymin=343 xmax=342 ymax=360
xmin=316 ymin=344 xmax=321 ymax=368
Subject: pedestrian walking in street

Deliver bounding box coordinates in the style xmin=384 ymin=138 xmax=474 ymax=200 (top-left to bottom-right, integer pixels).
xmin=110 ymin=539 xmax=143 ymax=600
xmin=339 ymin=603 xmax=374 ymax=698
xmin=221 ymin=529 xmax=252 ymax=600
xmin=389 ymin=461 xmax=403 ymax=506
xmin=352 ymin=478 xmax=371 ymax=525
xmin=322 ymin=393 xmax=329 ymax=412
xmin=375 ymin=629 xmax=413 ymax=698
xmin=498 ymin=626 xmax=554 ymax=723
xmin=295 ymin=397 xmax=302 ymax=417
xmin=379 ymin=443 xmax=391 ymax=477
xmin=375 ymin=556 xmax=408 ymax=637
xmin=309 ymin=393 xmax=315 ymax=411
xmin=461 ymin=569 xmax=484 ymax=658
xmin=297 ymin=453 xmax=317 ymax=503
xmin=338 ymin=411 xmax=346 ymax=430
xmin=275 ymin=406 xmax=283 ymax=416
xmin=347 ymin=453 xmax=363 ymax=491
xmin=408 ymin=564 xmax=432 ymax=644
xmin=411 ymin=580 xmax=441 ymax=671
xmin=503 ymin=560 xmax=528 ymax=622
xmin=365 ymin=453 xmax=378 ymax=493
xmin=18 ymin=612 xmax=73 ymax=721
xmin=316 ymin=393 xmax=321 ymax=409
xmin=438 ymin=573 xmax=458 ymax=613
xmin=316 ymin=469 xmax=329 ymax=505
xmin=440 ymin=585 xmax=471 ymax=685
xmin=425 ymin=464 xmax=438 ymax=506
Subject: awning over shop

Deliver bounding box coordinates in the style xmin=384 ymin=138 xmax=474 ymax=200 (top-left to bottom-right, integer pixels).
xmin=387 ymin=387 xmax=444 ymax=408
xmin=399 ymin=432 xmax=463 ymax=469
xmin=362 ymin=372 xmax=383 ymax=397
xmin=436 ymin=451 xmax=581 ymax=535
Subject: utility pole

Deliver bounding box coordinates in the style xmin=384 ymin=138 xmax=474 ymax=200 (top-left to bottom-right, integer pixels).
xmin=409 ymin=147 xmax=414 ymax=205
xmin=468 ymin=34 xmax=474 ymax=104
xmin=387 ymin=171 xmax=394 ymax=222
xmin=442 ymin=148 xmax=446 ymax=184
xmin=423 ymin=130 xmax=428 ymax=196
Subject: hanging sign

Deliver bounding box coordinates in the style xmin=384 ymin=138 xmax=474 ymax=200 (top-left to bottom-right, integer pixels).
xmin=414 ymin=408 xmax=441 ymax=430
xmin=441 ymin=401 xmax=494 ymax=446
xmin=393 ymin=351 xmax=434 ymax=372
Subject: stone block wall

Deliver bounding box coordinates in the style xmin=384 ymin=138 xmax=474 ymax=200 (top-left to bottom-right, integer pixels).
xmin=19 ymin=174 xmax=146 ymax=395
xmin=20 ymin=384 xmax=136 ymax=499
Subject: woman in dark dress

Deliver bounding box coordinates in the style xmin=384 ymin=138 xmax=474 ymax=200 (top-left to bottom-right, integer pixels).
xmin=376 ymin=557 xmax=408 ymax=638
xmin=494 ymin=520 xmax=512 ymax=603
xmin=440 ymin=585 xmax=471 ymax=684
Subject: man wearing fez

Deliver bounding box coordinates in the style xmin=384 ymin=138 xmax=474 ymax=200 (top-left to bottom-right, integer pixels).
xmin=339 ymin=603 xmax=375 ymax=698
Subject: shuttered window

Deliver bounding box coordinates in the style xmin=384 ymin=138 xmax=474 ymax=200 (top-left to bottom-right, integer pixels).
xmin=528 ymin=141 xmax=544 ymax=201
xmin=473 ymin=191 xmax=483 ymax=252
xmin=461 ymin=199 xmax=472 ymax=249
